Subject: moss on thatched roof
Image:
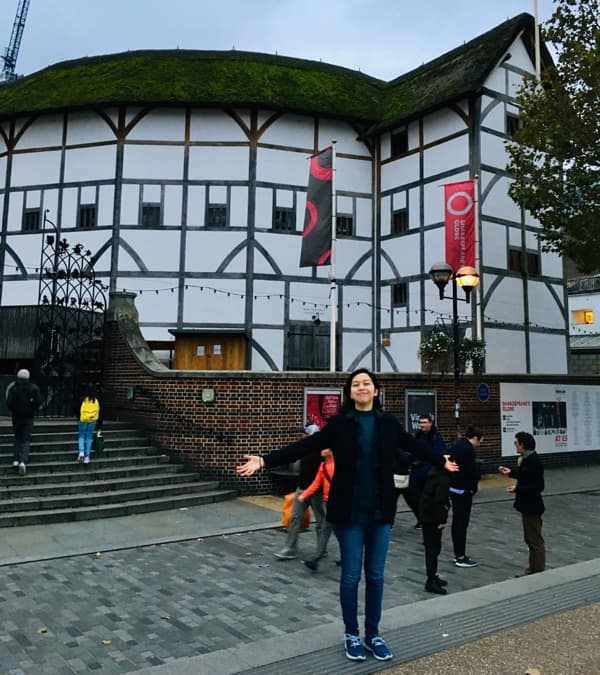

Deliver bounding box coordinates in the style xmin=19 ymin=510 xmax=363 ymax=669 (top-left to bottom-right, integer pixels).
xmin=0 ymin=14 xmax=540 ymax=131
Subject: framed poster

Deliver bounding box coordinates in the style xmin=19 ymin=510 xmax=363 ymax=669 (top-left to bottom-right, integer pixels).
xmin=303 ymin=388 xmax=342 ymax=430
xmin=405 ymin=389 xmax=437 ymax=434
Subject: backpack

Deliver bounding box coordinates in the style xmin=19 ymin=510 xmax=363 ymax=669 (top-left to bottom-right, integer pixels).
xmin=7 ymin=381 xmax=39 ymax=417
xmin=80 ymin=398 xmax=99 ymax=422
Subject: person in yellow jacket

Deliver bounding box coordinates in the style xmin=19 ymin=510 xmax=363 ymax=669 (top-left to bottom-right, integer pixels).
xmin=78 ymin=384 xmax=100 ymax=464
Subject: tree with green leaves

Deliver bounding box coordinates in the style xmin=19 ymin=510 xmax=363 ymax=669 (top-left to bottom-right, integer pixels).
xmin=507 ymin=0 xmax=599 ymax=274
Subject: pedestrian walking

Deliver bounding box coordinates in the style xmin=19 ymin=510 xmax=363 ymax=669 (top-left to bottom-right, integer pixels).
xmin=449 ymin=425 xmax=483 ymax=568
xmin=5 ymin=368 xmax=41 ymax=476
xmin=274 ymin=423 xmax=325 ymax=560
xmin=77 ymin=384 xmax=100 ymax=464
xmin=419 ymin=464 xmax=451 ymax=594
xmin=411 ymin=413 xmax=447 ymax=528
xmin=236 ymin=367 xmax=458 ymax=663
xmin=499 ymin=431 xmax=545 ymax=576
xmin=299 ymin=448 xmax=336 ymax=572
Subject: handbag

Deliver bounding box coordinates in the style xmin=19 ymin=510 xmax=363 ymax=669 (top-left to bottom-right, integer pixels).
xmin=393 ymin=474 xmax=409 ymax=490
xmin=92 ymin=432 xmax=105 ymax=453
xmin=281 ymin=492 xmax=311 ymax=531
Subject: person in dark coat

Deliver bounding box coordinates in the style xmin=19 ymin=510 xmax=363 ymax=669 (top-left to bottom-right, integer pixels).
xmin=5 ymin=369 xmax=41 ymax=476
xmin=499 ymin=431 xmax=545 ymax=575
xmin=411 ymin=413 xmax=447 ymax=528
xmin=237 ymin=368 xmax=458 ymax=663
xmin=449 ymin=425 xmax=483 ymax=568
xmin=419 ymin=464 xmax=451 ymax=594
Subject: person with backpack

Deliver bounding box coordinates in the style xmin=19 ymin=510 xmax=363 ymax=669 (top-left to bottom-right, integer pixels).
xmin=5 ymin=369 xmax=41 ymax=476
xmin=78 ymin=384 xmax=100 ymax=464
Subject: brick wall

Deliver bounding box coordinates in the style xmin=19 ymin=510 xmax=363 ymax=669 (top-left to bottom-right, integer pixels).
xmin=103 ymin=293 xmax=600 ymax=495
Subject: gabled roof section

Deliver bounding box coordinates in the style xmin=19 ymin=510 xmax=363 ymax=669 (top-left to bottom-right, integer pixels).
xmin=0 ymin=49 xmax=384 ymax=123
xmin=377 ymin=13 xmax=542 ymax=131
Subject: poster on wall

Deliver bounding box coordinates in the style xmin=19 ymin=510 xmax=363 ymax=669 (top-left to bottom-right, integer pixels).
xmin=303 ymin=389 xmax=342 ymax=430
xmin=500 ymin=382 xmax=600 ymax=456
xmin=405 ymin=390 xmax=437 ymax=434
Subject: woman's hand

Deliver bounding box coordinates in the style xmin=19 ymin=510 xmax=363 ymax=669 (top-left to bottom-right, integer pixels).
xmin=236 ymin=455 xmax=264 ymax=476
xmin=297 ymin=494 xmax=305 ymax=503
xmin=498 ymin=466 xmax=511 ymax=475
xmin=443 ymin=457 xmax=459 ymax=472
xmin=506 ymin=485 xmax=516 ymax=494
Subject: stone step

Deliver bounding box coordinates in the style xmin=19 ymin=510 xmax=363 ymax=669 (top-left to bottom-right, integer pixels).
xmin=0 ymin=453 xmax=166 ymax=476
xmin=0 ymin=480 xmax=222 ymax=512
xmin=0 ymin=444 xmax=158 ymax=464
xmin=0 ymin=432 xmax=148 ymax=452
xmin=0 ymin=471 xmax=205 ymax=498
xmin=0 ymin=489 xmax=238 ymax=527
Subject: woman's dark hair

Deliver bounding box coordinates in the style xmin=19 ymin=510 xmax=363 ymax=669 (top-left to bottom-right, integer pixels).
xmin=83 ymin=383 xmax=97 ymax=402
xmin=340 ymin=368 xmax=382 ymax=413
xmin=515 ymin=431 xmax=536 ymax=451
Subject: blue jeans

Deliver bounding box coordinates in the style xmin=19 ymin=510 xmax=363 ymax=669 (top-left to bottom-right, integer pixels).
xmin=334 ymin=513 xmax=392 ymax=639
xmin=78 ymin=421 xmax=96 ymax=458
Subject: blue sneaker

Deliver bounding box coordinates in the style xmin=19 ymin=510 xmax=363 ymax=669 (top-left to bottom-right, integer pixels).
xmin=344 ymin=634 xmax=366 ymax=661
xmin=364 ymin=635 xmax=393 ymax=661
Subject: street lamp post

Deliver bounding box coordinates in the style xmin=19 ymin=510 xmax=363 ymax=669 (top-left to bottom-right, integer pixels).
xmin=429 ymin=263 xmax=480 ymax=433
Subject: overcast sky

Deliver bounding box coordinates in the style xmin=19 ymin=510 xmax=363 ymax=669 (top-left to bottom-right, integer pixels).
xmin=1 ymin=0 xmax=556 ymax=81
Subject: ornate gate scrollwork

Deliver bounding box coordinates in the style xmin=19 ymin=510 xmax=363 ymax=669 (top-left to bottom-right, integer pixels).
xmin=35 ymin=212 xmax=107 ymax=417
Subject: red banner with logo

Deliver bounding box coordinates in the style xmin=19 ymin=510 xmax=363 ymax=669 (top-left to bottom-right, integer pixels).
xmin=444 ymin=180 xmax=475 ymax=271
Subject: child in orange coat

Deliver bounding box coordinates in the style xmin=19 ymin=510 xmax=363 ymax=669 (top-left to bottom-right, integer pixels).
xmin=298 ymin=448 xmax=336 ymax=571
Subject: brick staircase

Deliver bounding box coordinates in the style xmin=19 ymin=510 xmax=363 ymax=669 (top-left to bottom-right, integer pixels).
xmin=0 ymin=420 xmax=237 ymax=527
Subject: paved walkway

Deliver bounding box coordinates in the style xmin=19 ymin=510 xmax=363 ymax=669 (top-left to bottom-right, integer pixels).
xmin=0 ymin=464 xmax=599 ymax=673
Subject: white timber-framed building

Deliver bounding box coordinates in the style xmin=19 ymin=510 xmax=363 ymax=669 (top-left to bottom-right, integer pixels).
xmin=0 ymin=13 xmax=568 ymax=374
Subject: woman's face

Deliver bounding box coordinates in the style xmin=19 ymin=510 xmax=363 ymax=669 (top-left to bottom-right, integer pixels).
xmin=350 ymin=372 xmax=378 ymax=411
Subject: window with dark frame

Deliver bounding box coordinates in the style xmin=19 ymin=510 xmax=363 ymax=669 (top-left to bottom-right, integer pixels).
xmin=206 ymin=204 xmax=227 ymax=228
xmin=390 ymin=126 xmax=408 ymax=157
xmin=78 ymin=204 xmax=97 ymax=229
xmin=142 ymin=204 xmax=161 ymax=227
xmin=22 ymin=208 xmax=41 ymax=232
xmin=273 ymin=207 xmax=295 ymax=232
xmin=506 ymin=113 xmax=522 ymax=138
xmin=509 ymin=247 xmax=540 ymax=276
xmin=392 ymin=282 xmax=407 ymax=307
xmin=392 ymin=209 xmax=408 ymax=234
xmin=336 ymin=214 xmax=353 ymax=237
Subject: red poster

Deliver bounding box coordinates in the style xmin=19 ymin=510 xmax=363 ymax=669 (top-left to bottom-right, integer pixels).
xmin=444 ymin=180 xmax=475 ymax=272
xmin=304 ymin=389 xmax=342 ymax=430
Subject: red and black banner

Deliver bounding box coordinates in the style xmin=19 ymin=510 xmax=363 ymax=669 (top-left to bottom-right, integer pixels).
xmin=444 ymin=180 xmax=475 ymax=271
xmin=300 ymin=147 xmax=332 ymax=267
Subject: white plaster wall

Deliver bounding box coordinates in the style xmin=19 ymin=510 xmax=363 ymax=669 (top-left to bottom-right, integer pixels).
xmin=342 ymin=332 xmax=373 ymax=370
xmin=338 ymin=241 xmax=372 ymax=281
xmin=484 ymin=275 xmax=525 ymax=323
xmin=60 ymin=188 xmax=77 ymax=229
xmin=0 ymin=156 xmax=5 ymax=186
xmin=480 ymin=132 xmax=508 ymax=170
xmin=543 ymin=251 xmax=563 ymax=279
xmin=380 ymin=195 xmax=391 ymax=236
xmin=336 ymin=156 xmax=372 ymax=194
xmin=528 ymin=281 xmax=565 ymax=330
xmin=529 ymin=331 xmax=568 ymax=373
xmin=385 ymin=330 xmax=421 ymax=372
xmin=6 ymin=192 xmax=23 ymax=231
xmin=116 ymin=278 xmax=179 ymax=322
xmin=123 ymin=145 xmax=184 ymax=180
xmin=423 ymin=107 xmax=467 ymax=145
xmin=381 ymin=154 xmax=419 ymax=193
xmin=483 ymin=65 xmax=507 ymax=94
xmin=121 ymin=184 xmax=140 ymax=225
xmin=0 ymin=279 xmax=39 ymax=305
xmin=67 ymin=111 xmax=115 ymax=144
xmin=482 ymin=221 xmax=507 ymax=268
xmin=186 ymin=185 xmax=205 ymax=227
xmin=98 ymin=185 xmax=115 ymax=228
xmin=288 ymin=281 xmax=335 ymax=321
xmin=339 ymin=286 xmax=373 ymax=329
xmin=4 ymin=233 xmax=42 ymax=275
xmin=485 ymin=328 xmax=527 ymax=372
xmin=483 ymin=176 xmax=521 ymax=223
xmin=423 ymin=226 xmax=446 ymax=271
xmin=181 ymin=278 xmax=247 ymax=323
xmin=480 ymin=97 xmax=505 ymax=130
xmin=382 ymin=232 xmax=421 ymax=278
xmin=260 ymin=113 xmax=314 ymax=148
xmin=254 ymin=187 xmax=272 ymax=230
xmin=64 ymin=146 xmax=117 ymax=182
xmin=408 ymin=281 xmax=422 ymax=327
xmin=190 ymin=109 xmax=248 ymax=142
xmin=423 ymin=136 xmax=468 ymax=178
xmin=16 ymin=114 xmax=63 ymax=149
xmin=188 ymin=146 xmax=249 ymax=181
xmin=164 ymin=185 xmax=183 ymax=226
xmin=408 ymin=189 xmax=421 ymax=229
xmin=229 ymin=185 xmax=249 ymax=228
xmin=185 ymin=231 xmax=246 ymax=273
xmin=252 ymin=280 xmax=285 ymax=324
xmin=127 ymin=109 xmax=185 ymax=142
xmin=355 ymin=197 xmax=372 ymax=237
xmin=252 ymin=329 xmax=284 ymax=370
xmin=508 ymin=225 xmax=522 ymax=247
xmin=318 ymin=120 xmax=371 ymax=158
xmin=123 ymin=231 xmax=180 ymax=271
xmin=256 ymin=147 xmax=307 ymax=185
xmin=255 ymin=232 xmax=300 ymax=275
xmin=423 ymin=175 xmax=468 ymax=225
xmin=11 ymin=151 xmax=61 ymax=187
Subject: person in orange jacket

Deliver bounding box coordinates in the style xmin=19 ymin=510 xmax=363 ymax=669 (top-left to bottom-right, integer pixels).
xmin=298 ymin=448 xmax=336 ymax=571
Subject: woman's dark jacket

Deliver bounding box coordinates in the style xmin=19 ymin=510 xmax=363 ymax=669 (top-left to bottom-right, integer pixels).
xmin=508 ymin=452 xmax=545 ymax=515
xmin=449 ymin=436 xmax=479 ymax=494
xmin=418 ymin=466 xmax=451 ymax=525
xmin=263 ymin=410 xmax=446 ymax=526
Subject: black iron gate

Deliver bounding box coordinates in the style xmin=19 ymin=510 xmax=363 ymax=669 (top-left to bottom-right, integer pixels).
xmin=35 ymin=212 xmax=107 ymax=417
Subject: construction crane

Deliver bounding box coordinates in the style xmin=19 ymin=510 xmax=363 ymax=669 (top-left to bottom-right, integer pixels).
xmin=1 ymin=0 xmax=30 ymax=82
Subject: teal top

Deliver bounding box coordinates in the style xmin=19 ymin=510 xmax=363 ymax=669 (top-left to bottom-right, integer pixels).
xmin=352 ymin=409 xmax=379 ymax=515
